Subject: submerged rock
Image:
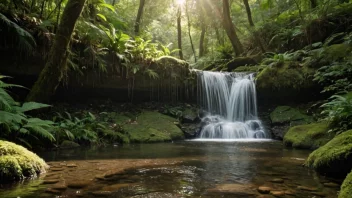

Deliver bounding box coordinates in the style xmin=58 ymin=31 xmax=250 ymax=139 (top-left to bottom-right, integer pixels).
xmin=0 ymin=140 xmax=48 ymax=183
xmin=60 ymin=140 xmax=80 ymax=149
xmin=123 ymin=111 xmax=184 ymax=143
xmin=339 ymin=171 xmax=352 ymax=198
xmin=284 ymin=122 xmax=332 ymax=149
xmin=306 ymin=130 xmax=352 ymax=177
xmin=257 ymin=186 xmax=271 ymax=194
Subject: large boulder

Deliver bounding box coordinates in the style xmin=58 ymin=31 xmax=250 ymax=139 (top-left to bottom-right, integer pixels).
xmin=305 ymin=130 xmax=352 ymax=177
xmin=283 ymin=123 xmax=332 ymax=149
xmin=256 ymin=61 xmax=320 ymax=104
xmin=270 ymin=106 xmax=313 ymax=139
xmin=0 ymin=140 xmax=48 ymax=183
xmin=339 ymin=171 xmax=352 ymax=198
xmin=122 ymin=111 xmax=184 ymax=143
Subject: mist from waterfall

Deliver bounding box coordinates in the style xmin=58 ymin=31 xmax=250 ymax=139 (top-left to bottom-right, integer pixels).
xmin=197 ymin=71 xmax=268 ymax=139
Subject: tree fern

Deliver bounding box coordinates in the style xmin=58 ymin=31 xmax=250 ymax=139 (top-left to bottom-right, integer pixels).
xmin=0 ymin=13 xmax=36 ymax=53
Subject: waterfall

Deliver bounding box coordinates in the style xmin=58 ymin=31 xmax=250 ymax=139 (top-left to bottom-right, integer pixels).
xmin=197 ymin=71 xmax=268 ymax=139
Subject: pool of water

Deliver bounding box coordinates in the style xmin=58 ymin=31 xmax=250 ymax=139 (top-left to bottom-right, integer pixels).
xmin=0 ymin=140 xmax=340 ymax=198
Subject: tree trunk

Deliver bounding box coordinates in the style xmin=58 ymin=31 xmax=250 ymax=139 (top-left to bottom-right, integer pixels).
xmin=177 ymin=7 xmax=183 ymax=60
xmin=27 ymin=0 xmax=87 ymax=102
xmin=186 ymin=0 xmax=196 ymax=62
xmin=199 ymin=25 xmax=206 ymax=58
xmin=134 ymin=0 xmax=145 ymax=35
xmin=222 ymin=0 xmax=243 ymax=56
xmin=242 ymin=0 xmax=265 ymax=52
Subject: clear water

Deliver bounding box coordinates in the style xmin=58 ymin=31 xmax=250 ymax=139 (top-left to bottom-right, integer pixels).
xmin=0 ymin=141 xmax=340 ymax=198
xmin=197 ymin=71 xmax=268 ymax=139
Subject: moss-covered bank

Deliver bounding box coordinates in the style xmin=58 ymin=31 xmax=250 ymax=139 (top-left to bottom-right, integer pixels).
xmin=113 ymin=111 xmax=185 ymax=143
xmin=339 ymin=171 xmax=352 ymax=198
xmin=0 ymin=140 xmax=48 ymax=183
xmin=305 ymin=130 xmax=352 ymax=177
xmin=283 ymin=123 xmax=332 ymax=149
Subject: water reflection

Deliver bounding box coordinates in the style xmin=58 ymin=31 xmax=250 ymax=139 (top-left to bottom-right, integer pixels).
xmin=0 ymin=141 xmax=341 ymax=198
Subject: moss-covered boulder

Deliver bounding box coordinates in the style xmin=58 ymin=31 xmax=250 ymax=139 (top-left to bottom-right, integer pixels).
xmin=283 ymin=123 xmax=332 ymax=149
xmin=256 ymin=61 xmax=319 ymax=104
xmin=306 ymin=130 xmax=352 ymax=177
xmin=60 ymin=140 xmax=80 ymax=149
xmin=270 ymin=106 xmax=313 ymax=139
xmin=122 ymin=111 xmax=184 ymax=143
xmin=270 ymin=106 xmax=313 ymax=125
xmin=339 ymin=171 xmax=352 ymax=198
xmin=0 ymin=140 xmax=48 ymax=183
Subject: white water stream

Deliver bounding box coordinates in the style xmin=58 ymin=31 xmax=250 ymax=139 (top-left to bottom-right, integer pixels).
xmin=197 ymin=71 xmax=268 ymax=139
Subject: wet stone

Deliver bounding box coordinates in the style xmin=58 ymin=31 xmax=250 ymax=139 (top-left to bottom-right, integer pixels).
xmin=51 ymin=184 xmax=68 ymax=190
xmin=311 ymin=191 xmax=326 ymax=197
xmin=67 ymin=163 xmax=77 ymax=168
xmin=67 ymin=180 xmax=91 ymax=188
xmin=102 ymin=183 xmax=133 ymax=191
xmin=297 ymin=186 xmax=318 ymax=191
xmin=271 ymin=191 xmax=285 ymax=197
xmin=91 ymin=191 xmax=113 ymax=197
xmin=323 ymin=182 xmax=339 ymax=188
xmin=43 ymin=179 xmax=60 ymax=184
xmin=45 ymin=188 xmax=61 ymax=194
xmin=258 ymin=186 xmax=271 ymax=194
xmin=271 ymin=178 xmax=284 ymax=183
xmin=284 ymin=190 xmax=295 ymax=196
xmin=50 ymin=167 xmax=65 ymax=171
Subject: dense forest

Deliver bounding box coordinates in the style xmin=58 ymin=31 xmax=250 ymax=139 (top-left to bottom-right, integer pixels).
xmin=0 ymin=0 xmax=352 ymax=197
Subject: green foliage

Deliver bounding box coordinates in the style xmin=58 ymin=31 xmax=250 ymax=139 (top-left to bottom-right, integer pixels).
xmin=321 ymin=93 xmax=352 ymax=132
xmin=53 ymin=112 xmax=101 ymax=144
xmin=0 ymin=13 xmax=36 ymax=55
xmin=0 ymin=76 xmax=54 ymax=148
xmin=314 ymin=60 xmax=352 ymax=94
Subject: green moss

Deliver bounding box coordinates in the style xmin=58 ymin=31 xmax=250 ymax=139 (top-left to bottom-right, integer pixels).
xmin=270 ymin=106 xmax=313 ymax=125
xmin=256 ymin=61 xmax=315 ymax=91
xmin=283 ymin=123 xmax=332 ymax=149
xmin=233 ymin=65 xmax=265 ymax=73
xmin=305 ymin=130 xmax=352 ymax=177
xmin=322 ymin=44 xmax=352 ymax=62
xmin=123 ymin=111 xmax=184 ymax=143
xmin=339 ymin=171 xmax=352 ymax=198
xmin=0 ymin=140 xmax=48 ymax=183
xmin=60 ymin=140 xmax=80 ymax=149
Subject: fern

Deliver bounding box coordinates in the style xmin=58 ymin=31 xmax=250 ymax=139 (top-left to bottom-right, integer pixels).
xmin=0 ymin=13 xmax=36 ymax=54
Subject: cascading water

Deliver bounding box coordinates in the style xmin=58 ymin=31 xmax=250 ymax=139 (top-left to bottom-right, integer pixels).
xmin=197 ymin=71 xmax=268 ymax=139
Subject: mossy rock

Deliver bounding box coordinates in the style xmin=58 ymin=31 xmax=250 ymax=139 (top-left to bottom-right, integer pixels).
xmin=305 ymin=130 xmax=352 ymax=177
xmin=182 ymin=108 xmax=199 ymax=123
xmin=0 ymin=140 xmax=48 ymax=183
xmin=226 ymin=57 xmax=259 ymax=71
xmin=122 ymin=111 xmax=184 ymax=143
xmin=60 ymin=140 xmax=80 ymax=149
xmin=233 ymin=65 xmax=265 ymax=73
xmin=283 ymin=122 xmax=332 ymax=149
xmin=256 ymin=61 xmax=315 ymax=91
xmin=270 ymin=106 xmax=313 ymax=125
xmin=339 ymin=171 xmax=352 ymax=198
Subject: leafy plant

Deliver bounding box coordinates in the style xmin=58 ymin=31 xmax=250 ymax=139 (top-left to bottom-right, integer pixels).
xmin=0 ymin=76 xmax=54 ymax=148
xmin=321 ymin=93 xmax=352 ymax=132
xmin=314 ymin=61 xmax=352 ymax=94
